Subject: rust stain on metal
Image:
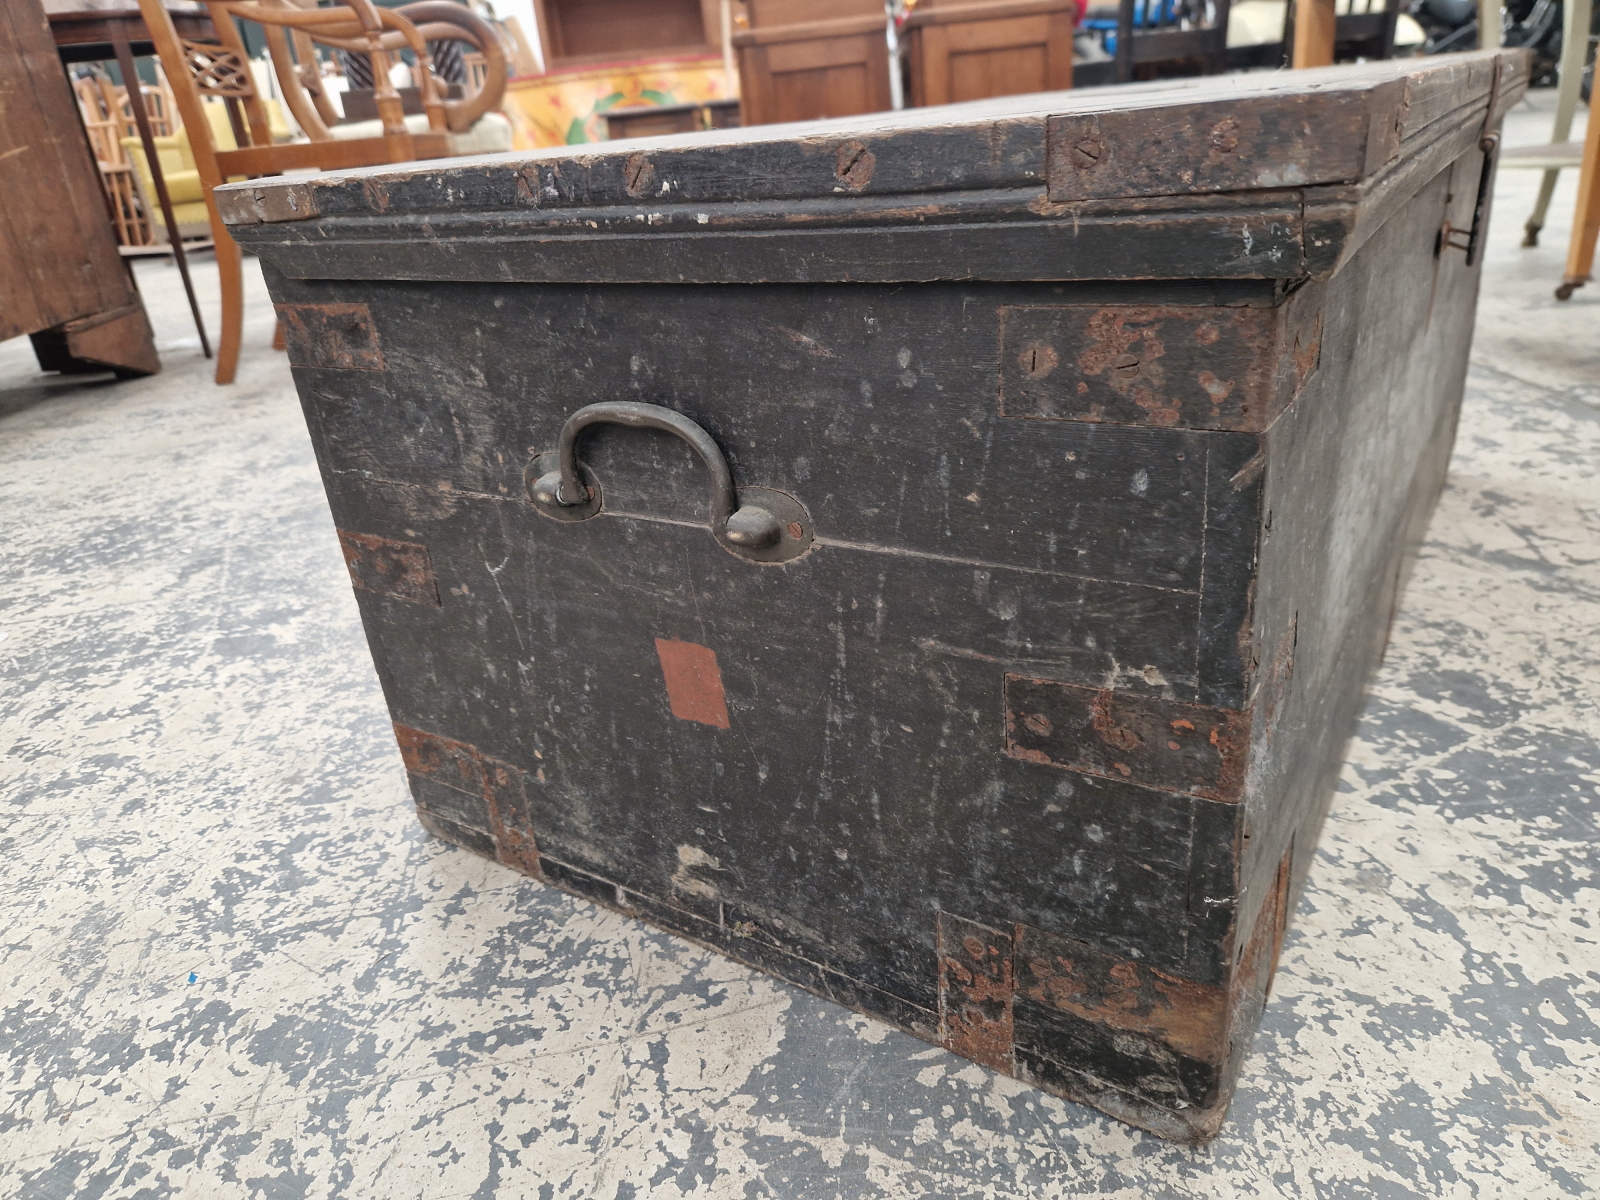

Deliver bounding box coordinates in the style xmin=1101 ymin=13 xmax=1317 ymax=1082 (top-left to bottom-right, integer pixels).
xmin=1068 ymin=136 xmax=1103 ymax=170
xmin=655 ymin=638 xmax=731 ymax=729
xmin=1208 ymin=116 xmax=1241 ymax=156
xmin=1004 ymin=675 xmax=1250 ymax=802
xmin=483 ymin=754 xmax=540 ymax=875
xmin=1197 ymin=370 xmax=1235 ymax=407
xmin=1076 ymin=309 xmax=1175 ymax=425
xmin=394 ymin=722 xmax=480 ymax=790
xmin=394 ymin=723 xmax=540 ymax=876
xmin=1021 ymin=711 xmax=1053 ymax=737
xmin=337 ymin=530 xmax=441 ymax=607
xmin=1016 ymin=925 xmax=1228 ymax=1064
xmin=998 ymin=305 xmax=1284 ymax=430
xmin=1019 ymin=342 xmax=1058 ymax=379
xmin=834 ymin=140 xmax=876 ymax=191
xmin=623 ymin=153 xmax=656 ymax=198
xmin=276 ymin=302 xmax=385 ymax=371
xmin=1089 ymin=690 xmax=1145 ymax=751
xmin=938 ymin=913 xmax=1015 ymax=1071
xmin=1046 ymin=94 xmax=1376 ymax=203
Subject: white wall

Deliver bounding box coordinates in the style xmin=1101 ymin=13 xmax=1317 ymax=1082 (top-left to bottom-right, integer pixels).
xmin=490 ymin=0 xmax=544 ymax=70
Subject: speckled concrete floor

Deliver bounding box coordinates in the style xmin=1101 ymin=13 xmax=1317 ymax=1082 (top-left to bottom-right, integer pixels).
xmin=2 ymin=93 xmax=1597 ymax=1199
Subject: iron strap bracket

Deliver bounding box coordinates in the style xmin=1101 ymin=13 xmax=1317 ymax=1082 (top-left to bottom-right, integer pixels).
xmin=1439 ymin=55 xmax=1505 ymax=268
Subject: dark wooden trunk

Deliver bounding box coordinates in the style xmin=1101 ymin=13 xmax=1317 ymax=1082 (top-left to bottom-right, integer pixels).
xmin=221 ymin=51 xmax=1526 ymax=1142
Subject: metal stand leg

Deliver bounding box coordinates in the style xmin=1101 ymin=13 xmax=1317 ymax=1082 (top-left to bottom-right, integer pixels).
xmin=1479 ymin=0 xmax=1502 ymax=47
xmin=1525 ymin=170 xmax=1561 ymax=246
xmin=111 ymin=28 xmax=211 ymax=358
xmin=1523 ymin=0 xmax=1590 ymax=246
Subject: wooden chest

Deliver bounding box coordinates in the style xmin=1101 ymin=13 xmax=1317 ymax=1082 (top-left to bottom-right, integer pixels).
xmin=220 ymin=51 xmax=1525 ymax=1142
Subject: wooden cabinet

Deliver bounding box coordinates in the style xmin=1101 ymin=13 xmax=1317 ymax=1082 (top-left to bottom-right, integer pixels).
xmin=733 ymin=0 xmax=890 ymax=125
xmin=1 ymin=0 xmax=157 ymax=377
xmin=532 ymin=0 xmax=722 ymax=67
xmin=906 ymin=0 xmax=1077 ymax=107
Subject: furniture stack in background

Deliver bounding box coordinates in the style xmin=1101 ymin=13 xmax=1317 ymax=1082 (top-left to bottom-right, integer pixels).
xmin=504 ymin=0 xmax=737 ymax=146
xmin=904 ymin=0 xmax=1079 ymax=107
xmin=1103 ymin=0 xmax=1232 ymax=82
xmin=732 ymin=0 xmax=895 ymax=125
xmin=2 ymin=0 xmax=160 ymax=380
xmin=134 ymin=0 xmax=510 ymax=384
xmin=70 ymin=69 xmax=178 ymax=250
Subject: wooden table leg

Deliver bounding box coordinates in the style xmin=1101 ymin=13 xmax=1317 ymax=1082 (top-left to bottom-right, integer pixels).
xmin=1291 ymin=0 xmax=1337 ymax=67
xmin=1557 ymin=91 xmax=1600 ymax=299
xmin=111 ymin=27 xmax=211 ymax=358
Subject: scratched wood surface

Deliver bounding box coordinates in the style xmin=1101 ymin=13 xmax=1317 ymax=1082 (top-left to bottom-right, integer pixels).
xmin=223 ymin=50 xmax=1527 ymax=1142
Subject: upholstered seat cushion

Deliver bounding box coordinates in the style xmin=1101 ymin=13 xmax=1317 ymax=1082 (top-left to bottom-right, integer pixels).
xmin=328 ymin=111 xmax=514 ymax=156
xmin=1225 ymin=0 xmax=1426 ymax=46
xmin=154 ymin=170 xmax=206 ymax=205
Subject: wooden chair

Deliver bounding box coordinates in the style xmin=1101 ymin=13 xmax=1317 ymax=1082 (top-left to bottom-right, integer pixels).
xmin=1556 ymin=64 xmax=1600 ymax=300
xmin=138 ymin=0 xmax=507 ymax=383
xmin=905 ymin=0 xmax=1077 ymax=106
xmin=74 ymin=72 xmax=150 ymax=248
xmin=733 ymin=0 xmax=893 ymax=125
xmin=73 ymin=68 xmax=188 ymax=248
xmin=1279 ymin=0 xmax=1401 ymax=62
xmin=1507 ymin=0 xmax=1591 ymax=246
xmin=259 ymin=1 xmax=508 ymax=144
xmin=1108 ymin=0 xmax=1232 ymax=82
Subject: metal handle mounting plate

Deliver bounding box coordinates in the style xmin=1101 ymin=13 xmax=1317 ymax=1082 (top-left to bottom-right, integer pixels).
xmin=523 ymin=402 xmax=814 ymax=564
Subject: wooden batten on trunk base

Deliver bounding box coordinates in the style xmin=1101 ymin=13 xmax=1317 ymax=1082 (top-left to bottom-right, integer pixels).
xmin=27 ymin=304 xmax=160 ymax=380
xmin=219 ymin=51 xmax=1527 ymax=1142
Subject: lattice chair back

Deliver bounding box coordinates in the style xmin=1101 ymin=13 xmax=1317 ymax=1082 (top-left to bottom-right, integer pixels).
xmin=253 ymin=0 xmax=507 ymax=141
xmin=183 ymin=8 xmax=281 ymax=154
xmin=73 ymin=73 xmax=123 ymax=166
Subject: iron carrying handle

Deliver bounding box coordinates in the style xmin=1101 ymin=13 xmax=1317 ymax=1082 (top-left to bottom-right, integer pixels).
xmin=527 ymin=402 xmax=790 ymax=559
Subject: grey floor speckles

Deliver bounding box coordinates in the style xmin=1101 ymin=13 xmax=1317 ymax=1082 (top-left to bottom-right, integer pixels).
xmin=2 ymin=93 xmax=1597 ymax=1198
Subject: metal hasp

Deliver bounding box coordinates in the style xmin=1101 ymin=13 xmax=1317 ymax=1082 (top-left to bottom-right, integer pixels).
xmin=525 ymin=401 xmax=813 ymax=563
